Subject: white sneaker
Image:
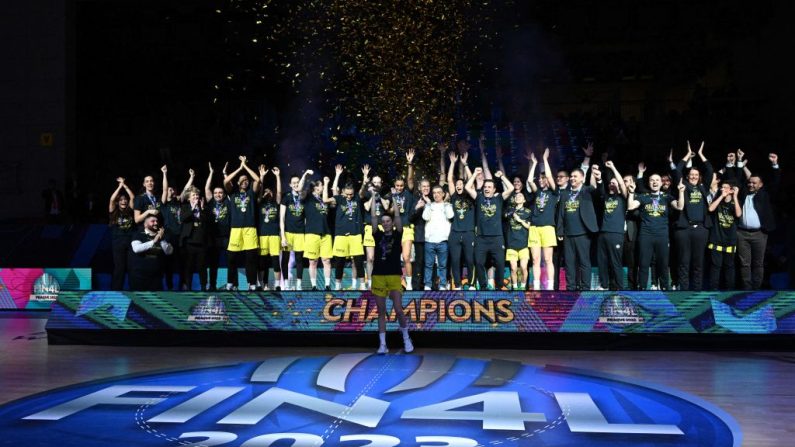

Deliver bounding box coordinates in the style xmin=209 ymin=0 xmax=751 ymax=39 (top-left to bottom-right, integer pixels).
xmin=295 ymin=282 xmax=302 ymax=291
xmin=403 ymin=337 xmax=414 ymax=353
xmin=424 ymin=286 xmax=432 ymax=291
xmin=248 ymin=285 xmax=257 ymax=291
xmin=224 ymin=283 xmax=235 ymax=291
xmin=377 ymin=344 xmax=389 ymax=354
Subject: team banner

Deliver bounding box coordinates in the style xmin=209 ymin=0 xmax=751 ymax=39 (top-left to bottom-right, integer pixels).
xmin=47 ymin=290 xmax=795 ymax=334
xmin=0 ymin=268 xmax=92 ymax=310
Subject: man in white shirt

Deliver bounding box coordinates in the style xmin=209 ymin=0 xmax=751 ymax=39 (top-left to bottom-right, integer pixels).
xmin=130 ymin=215 xmax=174 ymax=291
xmin=422 ymin=185 xmax=454 ymax=290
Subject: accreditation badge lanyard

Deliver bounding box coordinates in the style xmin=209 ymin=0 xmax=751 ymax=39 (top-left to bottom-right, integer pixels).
xmin=537 ymin=190 xmax=548 ymax=211
xmin=651 ymin=193 xmax=661 ymax=213
xmin=292 ymin=193 xmax=301 ymax=213
xmin=214 ymin=201 xmax=223 ymax=221
xmin=146 ymin=193 xmax=158 ymax=209
xmin=315 ymin=194 xmax=326 ymax=213
xmin=346 ymin=199 xmax=354 ymax=220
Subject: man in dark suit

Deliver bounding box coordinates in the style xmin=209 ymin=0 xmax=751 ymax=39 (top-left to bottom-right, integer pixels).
xmin=557 ymin=167 xmax=599 ymax=290
xmin=737 ymin=153 xmax=780 ymax=289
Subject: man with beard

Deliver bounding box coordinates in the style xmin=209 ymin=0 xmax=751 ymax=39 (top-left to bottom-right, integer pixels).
xmin=223 ymin=156 xmax=261 ymax=291
xmin=129 ymin=214 xmax=174 ymax=291
xmin=556 ymin=167 xmax=599 ymax=291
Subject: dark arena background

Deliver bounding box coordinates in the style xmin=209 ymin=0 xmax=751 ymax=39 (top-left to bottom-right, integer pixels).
xmin=1 ymin=1 xmax=794 ymax=446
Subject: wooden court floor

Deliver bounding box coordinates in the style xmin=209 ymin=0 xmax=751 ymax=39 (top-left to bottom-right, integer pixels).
xmin=0 ymin=316 xmax=793 ymax=446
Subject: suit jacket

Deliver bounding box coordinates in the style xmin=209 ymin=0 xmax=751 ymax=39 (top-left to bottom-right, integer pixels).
xmin=738 ymin=166 xmax=780 ymax=233
xmin=556 ymin=185 xmax=599 ymax=236
xmin=180 ymin=203 xmax=211 ymax=246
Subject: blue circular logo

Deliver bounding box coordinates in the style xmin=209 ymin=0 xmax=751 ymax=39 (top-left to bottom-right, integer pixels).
xmin=0 ymin=355 xmax=740 ymax=446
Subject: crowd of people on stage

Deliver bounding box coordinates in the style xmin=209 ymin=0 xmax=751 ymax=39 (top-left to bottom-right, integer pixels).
xmin=108 ymin=138 xmax=781 ymax=293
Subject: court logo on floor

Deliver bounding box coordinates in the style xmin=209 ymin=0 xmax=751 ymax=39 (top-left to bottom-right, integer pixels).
xmin=0 ymin=355 xmax=740 ymax=446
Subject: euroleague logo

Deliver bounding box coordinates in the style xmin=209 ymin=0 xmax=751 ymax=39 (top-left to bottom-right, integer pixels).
xmin=0 ymin=355 xmax=739 ymax=446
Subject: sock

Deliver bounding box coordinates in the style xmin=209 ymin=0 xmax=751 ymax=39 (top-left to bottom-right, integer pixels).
xmin=335 ymin=280 xmax=342 ymax=290
xmin=379 ymin=332 xmax=386 ymax=345
xmin=404 ymin=276 xmax=412 ymax=290
xmin=488 ymin=278 xmax=495 ymax=288
xmin=512 ymin=282 xmax=517 ymax=289
xmin=533 ymin=280 xmax=540 ymax=290
xmin=351 ymin=278 xmax=357 ymax=289
xmin=310 ymin=277 xmax=317 ymax=287
xmin=400 ymin=326 xmax=409 ymax=339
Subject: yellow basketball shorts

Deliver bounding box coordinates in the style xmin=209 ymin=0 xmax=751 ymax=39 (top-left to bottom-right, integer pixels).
xmin=228 ymin=227 xmax=259 ymax=252
xmin=371 ymin=275 xmax=403 ymax=297
xmin=333 ymin=234 xmax=364 ymax=258
xmin=506 ymin=247 xmax=530 ymax=261
xmin=304 ymin=233 xmax=333 ymax=260
xmin=258 ymin=235 xmax=281 ymax=256
xmin=528 ymin=225 xmax=557 ymax=248
xmin=282 ymin=232 xmax=305 ymax=252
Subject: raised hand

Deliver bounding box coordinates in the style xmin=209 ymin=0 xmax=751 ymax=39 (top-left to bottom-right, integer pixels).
xmin=161 ymin=165 xmax=168 ymax=174
xmin=732 ymin=186 xmax=740 ymax=196
xmin=769 ymin=153 xmax=778 ymax=164
xmin=305 ymin=169 xmax=314 ymax=176
xmin=116 ymin=177 xmax=125 ymax=184
xmin=449 ymin=152 xmax=458 ymax=164
xmin=189 ymin=168 xmax=195 ymax=177
xmin=677 ymin=179 xmax=686 ymax=192
xmin=472 ymin=167 xmax=483 ymax=176
xmin=238 ymin=155 xmax=247 ymax=165
xmin=406 ymin=148 xmax=415 ymax=164
xmin=335 ymin=164 xmax=343 ymax=175
xmin=361 ymin=164 xmax=370 ymax=178
xmin=737 ymin=148 xmax=745 ymax=160
xmin=530 ymin=152 xmax=537 ymax=164
xmin=582 ymin=142 xmax=594 ymax=157
xmin=627 ymin=182 xmax=636 ymax=193
xmin=271 ymin=167 xmax=280 ymax=176
xmin=543 ymin=147 xmax=550 ymax=160
xmin=222 ymin=162 xmax=229 ymax=176
xmin=323 ymin=176 xmax=330 ymax=183
xmin=697 ymin=141 xmax=706 ymax=158
xmin=208 ymin=162 xmax=214 ymax=173
xmin=258 ymin=165 xmax=268 ymax=177
xmin=592 ymin=166 xmax=602 ymax=181
xmin=604 ymin=160 xmax=614 ymax=170
xmin=638 ymin=161 xmax=646 ymax=174
xmin=438 ymin=142 xmax=446 ymax=153
xmin=460 ymin=151 xmax=469 ymax=164
xmin=685 ymin=141 xmax=694 ymax=160
xmin=667 ymin=149 xmax=673 ymax=163
xmin=494 ymin=170 xmax=503 ymax=178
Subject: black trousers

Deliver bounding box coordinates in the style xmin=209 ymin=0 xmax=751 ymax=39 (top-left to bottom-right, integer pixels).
xmin=259 ymin=254 xmax=281 ymax=286
xmin=412 ymin=241 xmax=425 ymax=290
xmin=564 ymin=234 xmax=592 ymax=291
xmin=623 ymin=232 xmax=637 ymax=290
xmin=111 ymin=239 xmax=131 ymax=291
xmin=281 ymin=251 xmax=305 ymax=284
xmin=207 ymin=236 xmax=229 ymax=290
xmin=638 ymin=235 xmax=670 ymax=290
xmin=709 ymin=248 xmax=736 ymax=290
xmin=448 ymin=230 xmax=475 ymax=287
xmin=674 ymin=225 xmax=708 ymax=290
xmin=335 ymin=255 xmax=365 ymax=281
xmin=182 ymin=244 xmax=207 ymax=290
xmin=475 ymin=235 xmax=505 ymax=289
xmin=228 ymin=249 xmax=258 ymax=288
xmin=598 ymin=232 xmax=624 ymax=290
xmin=553 ymin=238 xmax=565 ymax=290
xmin=163 ymin=243 xmax=181 ymax=290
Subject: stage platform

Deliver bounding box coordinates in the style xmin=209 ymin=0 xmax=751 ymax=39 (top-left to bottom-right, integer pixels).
xmin=44 ymin=290 xmax=795 ymax=349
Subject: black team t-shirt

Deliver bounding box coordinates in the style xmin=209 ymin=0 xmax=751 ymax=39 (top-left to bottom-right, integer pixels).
xmin=637 ymin=192 xmax=671 ymax=237
xmin=161 ymin=199 xmax=182 ymax=241
xmin=229 ymin=190 xmax=257 ymax=228
xmin=372 ymin=230 xmax=403 ymax=276
xmin=530 ymin=188 xmax=558 ymax=227
xmin=109 ymin=209 xmax=135 ymax=243
xmin=507 ymin=207 xmax=531 ymax=250
xmin=475 ymin=192 xmax=504 ymax=237
xmin=283 ymin=191 xmax=306 ymax=233
xmin=710 ymin=200 xmax=738 ymax=245
xmin=305 ymin=194 xmax=331 ymax=235
xmin=258 ymin=199 xmax=280 ymax=237
xmin=334 ymin=195 xmax=363 ymax=236
xmin=450 ymin=192 xmax=475 ymax=232
xmin=209 ymin=197 xmax=231 ymax=237
xmin=134 ymin=193 xmax=161 ymax=219
xmin=683 ymin=184 xmax=707 ymax=224
xmin=601 ymin=194 xmax=627 ymax=234
xmin=562 ymin=188 xmax=588 ymax=236
xmin=390 ymin=190 xmax=415 ymax=224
